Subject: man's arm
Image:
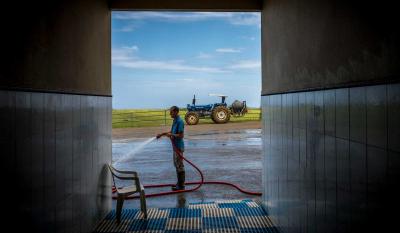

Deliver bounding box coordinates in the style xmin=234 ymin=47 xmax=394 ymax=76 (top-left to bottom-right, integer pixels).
xmin=156 ymin=131 xmax=171 ymax=139
xmin=171 ymin=132 xmax=184 ymax=139
xmin=157 ymin=131 xmax=183 ymax=139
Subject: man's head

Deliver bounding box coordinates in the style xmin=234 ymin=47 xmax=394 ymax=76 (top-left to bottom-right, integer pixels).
xmin=169 ymin=106 xmax=179 ymax=118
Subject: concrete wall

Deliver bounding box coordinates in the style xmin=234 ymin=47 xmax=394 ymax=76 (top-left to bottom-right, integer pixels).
xmin=261 ymin=84 xmax=400 ymax=233
xmin=261 ymin=0 xmax=400 ymax=232
xmin=0 ymin=91 xmax=111 ymax=233
xmin=262 ymin=0 xmax=400 ymax=95
xmin=0 ymin=0 xmax=111 ymax=96
xmin=111 ymin=0 xmax=262 ymax=11
xmin=2 ymin=0 xmax=399 ymax=232
xmin=0 ymin=0 xmax=111 ymax=232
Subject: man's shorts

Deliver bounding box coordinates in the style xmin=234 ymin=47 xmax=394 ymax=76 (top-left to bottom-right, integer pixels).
xmin=173 ymin=149 xmax=185 ymax=173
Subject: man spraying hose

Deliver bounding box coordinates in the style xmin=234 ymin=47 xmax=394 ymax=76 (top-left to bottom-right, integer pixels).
xmin=156 ymin=106 xmax=185 ymax=191
xmin=111 ymin=106 xmax=261 ymax=200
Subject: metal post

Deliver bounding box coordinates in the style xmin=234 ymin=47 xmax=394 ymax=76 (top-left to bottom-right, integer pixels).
xmin=164 ymin=110 xmax=167 ymax=126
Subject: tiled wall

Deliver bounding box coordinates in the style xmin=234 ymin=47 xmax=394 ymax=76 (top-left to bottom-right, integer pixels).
xmin=261 ymin=83 xmax=400 ymax=233
xmin=0 ymin=90 xmax=112 ymax=233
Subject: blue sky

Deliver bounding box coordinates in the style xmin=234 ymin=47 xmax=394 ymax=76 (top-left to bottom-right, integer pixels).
xmin=112 ymin=12 xmax=261 ymax=109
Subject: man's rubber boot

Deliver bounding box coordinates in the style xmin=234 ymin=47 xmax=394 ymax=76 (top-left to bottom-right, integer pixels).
xmin=172 ymin=171 xmax=185 ymax=191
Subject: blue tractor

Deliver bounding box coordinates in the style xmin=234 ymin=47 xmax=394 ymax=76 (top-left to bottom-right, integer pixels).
xmin=185 ymin=94 xmax=247 ymax=125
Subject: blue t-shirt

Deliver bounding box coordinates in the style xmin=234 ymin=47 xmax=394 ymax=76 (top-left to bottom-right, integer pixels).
xmin=171 ymin=116 xmax=184 ymax=150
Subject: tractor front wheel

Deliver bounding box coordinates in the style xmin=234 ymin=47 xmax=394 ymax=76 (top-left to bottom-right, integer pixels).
xmin=211 ymin=106 xmax=230 ymax=124
xmin=185 ymin=112 xmax=199 ymax=125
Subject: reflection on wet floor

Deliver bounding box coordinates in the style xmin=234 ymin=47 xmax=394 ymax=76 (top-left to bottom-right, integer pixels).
xmin=112 ymin=128 xmax=262 ymax=209
xmin=176 ymin=193 xmax=187 ymax=208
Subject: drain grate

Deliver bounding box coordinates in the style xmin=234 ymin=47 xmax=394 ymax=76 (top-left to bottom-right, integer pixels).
xmin=94 ymin=199 xmax=278 ymax=233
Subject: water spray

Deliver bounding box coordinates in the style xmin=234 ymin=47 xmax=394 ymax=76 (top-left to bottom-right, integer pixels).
xmin=114 ymin=137 xmax=156 ymax=165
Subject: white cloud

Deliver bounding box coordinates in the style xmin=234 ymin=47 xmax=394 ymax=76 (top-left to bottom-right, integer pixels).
xmin=229 ymin=13 xmax=261 ymax=27
xmin=229 ymin=60 xmax=261 ymax=69
xmin=112 ymin=48 xmax=131 ymax=61
xmin=115 ymin=24 xmax=137 ymax=32
xmin=242 ymin=36 xmax=256 ymax=41
xmin=112 ymin=47 xmax=260 ymax=73
xmin=196 ymin=52 xmax=212 ymax=59
xmin=113 ymin=12 xmax=260 ymax=27
xmin=182 ymin=78 xmax=195 ymax=82
xmin=216 ymin=48 xmax=242 ymax=53
xmin=116 ymin=60 xmax=227 ymax=73
xmin=112 ymin=47 xmax=227 ymax=73
xmin=122 ymin=45 xmax=139 ymax=51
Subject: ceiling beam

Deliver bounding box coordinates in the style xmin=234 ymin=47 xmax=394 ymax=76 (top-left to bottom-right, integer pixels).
xmin=110 ymin=0 xmax=262 ymax=11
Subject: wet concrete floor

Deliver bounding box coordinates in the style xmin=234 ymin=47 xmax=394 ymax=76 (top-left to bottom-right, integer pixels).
xmin=112 ymin=126 xmax=262 ymax=209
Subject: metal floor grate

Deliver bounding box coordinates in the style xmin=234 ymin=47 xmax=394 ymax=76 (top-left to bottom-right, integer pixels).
xmin=93 ymin=199 xmax=278 ymax=233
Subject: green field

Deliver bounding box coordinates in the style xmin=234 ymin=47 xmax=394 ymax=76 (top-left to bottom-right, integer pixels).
xmin=112 ymin=108 xmax=261 ymax=128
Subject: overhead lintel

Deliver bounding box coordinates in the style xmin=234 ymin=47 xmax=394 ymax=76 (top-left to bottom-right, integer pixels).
xmin=110 ymin=0 xmax=262 ymax=11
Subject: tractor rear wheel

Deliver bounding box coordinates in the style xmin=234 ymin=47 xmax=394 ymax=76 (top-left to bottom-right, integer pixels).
xmin=211 ymin=106 xmax=230 ymax=124
xmin=185 ymin=112 xmax=199 ymax=125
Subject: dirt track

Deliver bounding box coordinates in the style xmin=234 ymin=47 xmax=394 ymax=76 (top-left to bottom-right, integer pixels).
xmin=112 ymin=121 xmax=261 ymax=139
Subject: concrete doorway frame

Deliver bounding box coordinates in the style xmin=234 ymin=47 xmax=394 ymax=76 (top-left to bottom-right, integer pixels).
xmin=109 ymin=0 xmax=264 ymax=208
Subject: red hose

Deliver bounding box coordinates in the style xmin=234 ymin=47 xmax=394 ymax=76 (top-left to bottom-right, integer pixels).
xmin=112 ymin=137 xmax=261 ymax=199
